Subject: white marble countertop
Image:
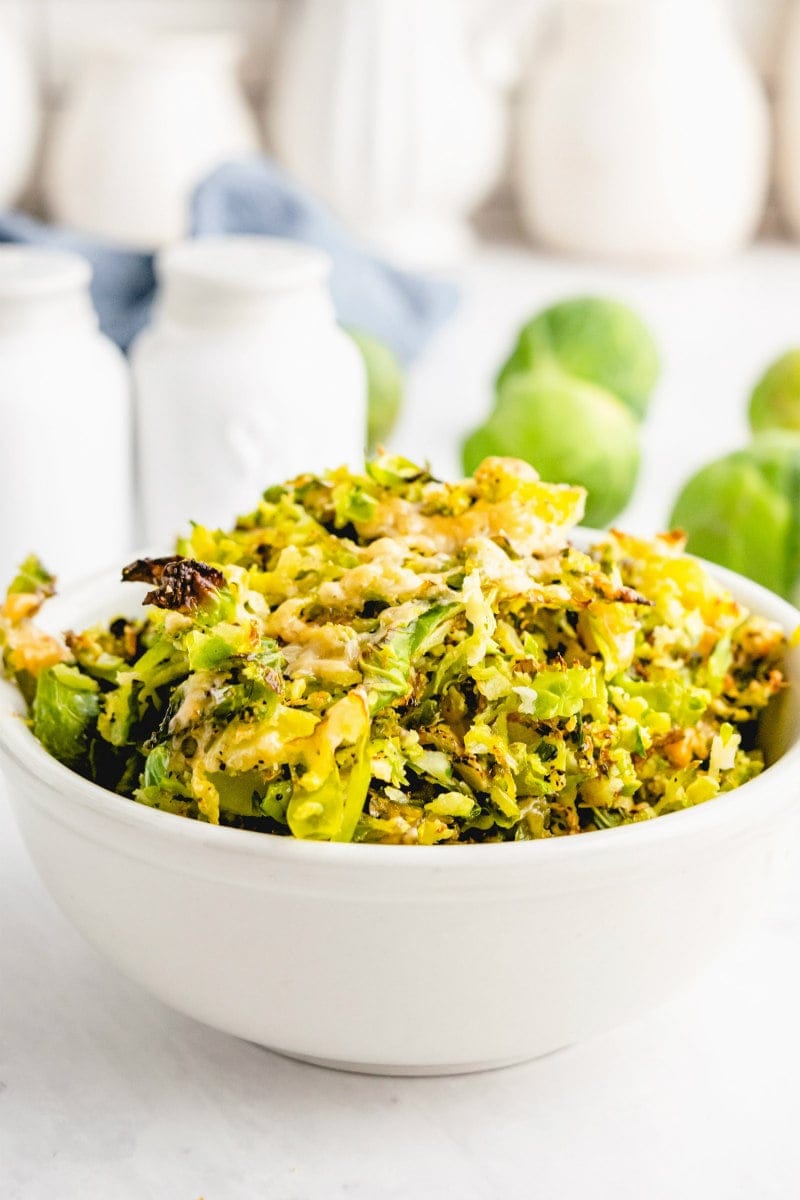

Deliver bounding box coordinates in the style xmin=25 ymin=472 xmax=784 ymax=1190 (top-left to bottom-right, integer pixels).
xmin=4 ymin=241 xmax=800 ymax=1199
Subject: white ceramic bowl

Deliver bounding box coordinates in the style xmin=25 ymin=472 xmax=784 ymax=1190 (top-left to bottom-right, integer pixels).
xmin=1 ymin=552 xmax=799 ymax=1076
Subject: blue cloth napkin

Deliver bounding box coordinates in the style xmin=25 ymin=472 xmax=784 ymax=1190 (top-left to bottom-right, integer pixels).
xmin=0 ymin=208 xmax=156 ymax=351
xmin=0 ymin=158 xmax=458 ymax=361
xmin=191 ymin=160 xmax=459 ymax=363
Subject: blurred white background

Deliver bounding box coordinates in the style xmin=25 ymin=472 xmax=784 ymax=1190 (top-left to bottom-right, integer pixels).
xmin=0 ymin=0 xmax=790 ymax=213
xmin=0 ymin=1 xmax=788 ymax=101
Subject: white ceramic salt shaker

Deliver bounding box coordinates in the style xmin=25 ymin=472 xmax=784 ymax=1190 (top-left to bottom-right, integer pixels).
xmin=0 ymin=247 xmax=132 ymax=585
xmin=131 ymin=236 xmax=367 ymax=546
xmin=0 ymin=18 xmax=40 ymax=207
xmin=516 ymin=0 xmax=770 ymax=264
xmin=44 ymin=33 xmax=260 ymax=249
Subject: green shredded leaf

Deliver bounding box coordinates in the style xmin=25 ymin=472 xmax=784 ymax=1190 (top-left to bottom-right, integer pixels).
xmin=2 ymin=455 xmax=786 ymax=844
xmin=33 ymin=664 xmax=99 ymax=770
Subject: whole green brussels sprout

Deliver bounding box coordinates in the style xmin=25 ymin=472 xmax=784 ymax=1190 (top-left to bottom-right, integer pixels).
xmin=669 ymin=430 xmax=800 ymax=601
xmin=496 ymin=296 xmax=660 ymax=421
xmin=463 ymin=296 xmax=658 ymax=526
xmin=348 ymin=329 xmax=404 ymax=452
xmin=463 ymin=373 xmax=640 ymax=528
xmin=748 ymin=349 xmax=800 ymax=434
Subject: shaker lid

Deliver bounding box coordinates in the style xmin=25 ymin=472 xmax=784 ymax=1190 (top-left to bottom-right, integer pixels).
xmin=157 ymin=236 xmax=332 ymax=299
xmin=0 ymin=247 xmax=92 ymax=299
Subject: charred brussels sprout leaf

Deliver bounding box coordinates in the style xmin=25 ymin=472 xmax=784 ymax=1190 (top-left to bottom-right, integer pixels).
xmin=122 ymin=556 xmax=226 ymax=613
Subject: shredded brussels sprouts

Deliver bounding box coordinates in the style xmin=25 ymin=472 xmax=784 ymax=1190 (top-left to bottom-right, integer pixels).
xmin=0 ymin=455 xmax=788 ymax=844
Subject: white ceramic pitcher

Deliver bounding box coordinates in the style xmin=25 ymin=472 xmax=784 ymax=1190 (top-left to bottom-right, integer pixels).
xmin=44 ymin=33 xmax=260 ymax=249
xmin=516 ymin=0 xmax=770 ymax=264
xmin=777 ymin=0 xmax=800 ymax=238
xmin=268 ymin=0 xmax=512 ymax=268
xmin=0 ymin=18 xmax=40 ymax=208
xmin=0 ymin=248 xmax=132 ymax=583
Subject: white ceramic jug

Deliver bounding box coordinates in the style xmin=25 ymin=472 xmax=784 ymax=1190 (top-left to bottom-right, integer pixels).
xmin=0 ymin=19 xmax=40 ymax=208
xmin=44 ymin=33 xmax=260 ymax=249
xmin=777 ymin=0 xmax=800 ymax=238
xmin=516 ymin=0 xmax=770 ymax=264
xmin=131 ymin=237 xmax=367 ymax=546
xmin=0 ymin=247 xmax=132 ymax=584
xmin=268 ymin=0 xmax=509 ymax=268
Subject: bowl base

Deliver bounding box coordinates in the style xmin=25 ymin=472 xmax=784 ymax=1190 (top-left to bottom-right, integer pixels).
xmin=266 ymin=1046 xmax=548 ymax=1077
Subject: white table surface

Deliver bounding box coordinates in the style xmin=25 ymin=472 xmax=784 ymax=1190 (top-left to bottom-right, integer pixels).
xmin=4 ymin=241 xmax=800 ymax=1200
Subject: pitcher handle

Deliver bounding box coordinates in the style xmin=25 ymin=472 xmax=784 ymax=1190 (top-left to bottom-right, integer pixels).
xmin=471 ymin=0 xmax=548 ymax=92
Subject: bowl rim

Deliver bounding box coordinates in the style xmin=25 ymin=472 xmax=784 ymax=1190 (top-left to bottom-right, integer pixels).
xmin=1 ymin=544 xmax=800 ymax=871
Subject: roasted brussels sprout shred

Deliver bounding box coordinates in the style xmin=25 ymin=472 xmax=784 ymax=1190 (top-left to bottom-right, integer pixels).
xmin=1 ymin=455 xmax=786 ymax=844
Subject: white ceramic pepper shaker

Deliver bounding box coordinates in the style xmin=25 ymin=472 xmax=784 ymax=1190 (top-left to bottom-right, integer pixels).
xmin=516 ymin=0 xmax=770 ymax=264
xmin=131 ymin=236 xmax=367 ymax=547
xmin=0 ymin=247 xmax=132 ymax=584
xmin=44 ymin=33 xmax=260 ymax=250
